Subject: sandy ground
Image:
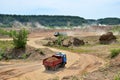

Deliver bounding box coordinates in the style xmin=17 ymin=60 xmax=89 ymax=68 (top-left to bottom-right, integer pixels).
xmin=0 ymin=29 xmax=107 ymax=80
xmin=0 ymin=37 xmax=105 ymax=80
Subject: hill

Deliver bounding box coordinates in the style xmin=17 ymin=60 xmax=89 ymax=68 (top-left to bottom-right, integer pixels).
xmin=0 ymin=14 xmax=120 ymax=28
xmin=98 ymin=18 xmax=120 ymax=25
xmin=0 ymin=14 xmax=87 ymax=28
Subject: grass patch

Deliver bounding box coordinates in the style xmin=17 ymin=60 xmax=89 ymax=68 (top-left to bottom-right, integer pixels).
xmin=0 ymin=50 xmax=5 ymax=60
xmin=21 ymin=53 xmax=28 ymax=59
xmin=0 ymin=41 xmax=14 ymax=60
xmin=114 ymin=72 xmax=120 ymax=80
xmin=0 ymin=40 xmax=14 ymax=50
xmin=110 ymin=48 xmax=120 ymax=58
xmin=35 ymin=48 xmax=45 ymax=55
xmin=111 ymin=26 xmax=120 ymax=35
xmin=53 ymin=46 xmax=92 ymax=53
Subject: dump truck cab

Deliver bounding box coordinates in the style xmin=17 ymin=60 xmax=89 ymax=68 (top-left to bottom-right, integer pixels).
xmin=55 ymin=52 xmax=67 ymax=64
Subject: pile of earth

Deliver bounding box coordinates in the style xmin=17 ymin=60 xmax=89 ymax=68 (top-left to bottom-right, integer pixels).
xmin=82 ymin=54 xmax=120 ymax=80
xmin=1 ymin=46 xmax=54 ymax=61
xmin=46 ymin=37 xmax=85 ymax=47
xmin=99 ymin=32 xmax=117 ymax=44
xmin=27 ymin=47 xmax=54 ymax=61
xmin=62 ymin=37 xmax=85 ymax=47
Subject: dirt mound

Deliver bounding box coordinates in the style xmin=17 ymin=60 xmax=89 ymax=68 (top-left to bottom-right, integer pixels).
xmin=28 ymin=48 xmax=54 ymax=61
xmin=99 ymin=32 xmax=117 ymax=44
xmin=62 ymin=37 xmax=85 ymax=47
xmin=3 ymin=46 xmax=54 ymax=61
xmin=46 ymin=40 xmax=55 ymax=46
xmin=62 ymin=38 xmax=71 ymax=47
xmin=3 ymin=46 xmax=35 ymax=60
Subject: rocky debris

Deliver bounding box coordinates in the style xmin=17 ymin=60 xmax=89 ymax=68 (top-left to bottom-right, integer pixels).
xmin=46 ymin=41 xmax=55 ymax=46
xmin=62 ymin=38 xmax=72 ymax=47
xmin=62 ymin=37 xmax=85 ymax=47
xmin=46 ymin=37 xmax=85 ymax=47
xmin=72 ymin=38 xmax=85 ymax=46
xmin=45 ymin=38 xmax=57 ymax=46
xmin=99 ymin=32 xmax=117 ymax=44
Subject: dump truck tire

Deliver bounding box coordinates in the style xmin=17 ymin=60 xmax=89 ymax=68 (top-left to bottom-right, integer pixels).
xmin=45 ymin=66 xmax=50 ymax=70
xmin=60 ymin=63 xmax=66 ymax=68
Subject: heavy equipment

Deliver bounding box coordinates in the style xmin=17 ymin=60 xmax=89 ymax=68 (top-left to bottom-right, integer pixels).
xmin=43 ymin=52 xmax=67 ymax=71
xmin=54 ymin=32 xmax=67 ymax=37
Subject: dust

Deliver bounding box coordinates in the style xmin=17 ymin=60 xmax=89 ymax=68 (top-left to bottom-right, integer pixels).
xmin=34 ymin=22 xmax=46 ymax=29
xmin=12 ymin=21 xmax=46 ymax=29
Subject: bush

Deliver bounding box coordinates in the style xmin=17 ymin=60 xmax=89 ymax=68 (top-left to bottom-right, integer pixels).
xmin=12 ymin=29 xmax=28 ymax=48
xmin=56 ymin=35 xmax=67 ymax=46
xmin=111 ymin=49 xmax=120 ymax=58
xmin=112 ymin=26 xmax=120 ymax=34
xmin=21 ymin=53 xmax=28 ymax=59
xmin=0 ymin=50 xmax=5 ymax=60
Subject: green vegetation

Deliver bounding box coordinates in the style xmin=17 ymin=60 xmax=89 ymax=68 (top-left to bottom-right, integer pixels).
xmin=12 ymin=29 xmax=28 ymax=48
xmin=1 ymin=14 xmax=120 ymax=28
xmin=111 ymin=26 xmax=120 ymax=34
xmin=0 ymin=28 xmax=10 ymax=36
xmin=110 ymin=49 xmax=120 ymax=58
xmin=56 ymin=35 xmax=67 ymax=46
xmin=98 ymin=18 xmax=120 ymax=25
xmin=0 ymin=14 xmax=87 ymax=27
xmin=0 ymin=28 xmax=28 ymax=49
xmin=0 ymin=28 xmax=19 ymax=37
xmin=0 ymin=28 xmax=29 ymax=60
xmin=0 ymin=50 xmax=5 ymax=60
xmin=54 ymin=46 xmax=92 ymax=53
xmin=0 ymin=41 xmax=14 ymax=50
xmin=21 ymin=53 xmax=28 ymax=59
xmin=0 ymin=41 xmax=14 ymax=60
xmin=87 ymin=19 xmax=97 ymax=25
xmin=114 ymin=73 xmax=120 ymax=80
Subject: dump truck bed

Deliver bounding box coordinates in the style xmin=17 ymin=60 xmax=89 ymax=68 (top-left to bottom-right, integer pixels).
xmin=43 ymin=55 xmax=62 ymax=67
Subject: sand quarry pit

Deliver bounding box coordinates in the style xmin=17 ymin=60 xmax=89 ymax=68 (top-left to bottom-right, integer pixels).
xmin=0 ymin=29 xmax=105 ymax=80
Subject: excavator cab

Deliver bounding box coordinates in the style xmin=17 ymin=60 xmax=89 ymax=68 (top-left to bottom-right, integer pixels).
xmin=54 ymin=32 xmax=59 ymax=37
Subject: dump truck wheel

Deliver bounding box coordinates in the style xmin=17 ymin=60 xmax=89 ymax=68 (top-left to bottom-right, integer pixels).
xmin=53 ymin=65 xmax=59 ymax=71
xmin=52 ymin=66 xmax=57 ymax=71
xmin=60 ymin=63 xmax=66 ymax=68
xmin=45 ymin=66 xmax=49 ymax=70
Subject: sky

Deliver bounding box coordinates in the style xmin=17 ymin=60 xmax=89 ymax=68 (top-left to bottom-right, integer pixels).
xmin=0 ymin=0 xmax=120 ymax=19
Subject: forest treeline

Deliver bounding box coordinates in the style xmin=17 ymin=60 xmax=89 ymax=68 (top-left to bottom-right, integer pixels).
xmin=0 ymin=14 xmax=120 ymax=28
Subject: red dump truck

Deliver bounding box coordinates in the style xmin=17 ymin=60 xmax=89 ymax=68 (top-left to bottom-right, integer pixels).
xmin=43 ymin=52 xmax=67 ymax=71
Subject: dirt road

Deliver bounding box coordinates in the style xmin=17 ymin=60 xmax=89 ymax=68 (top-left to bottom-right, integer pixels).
xmin=0 ymin=38 xmax=105 ymax=80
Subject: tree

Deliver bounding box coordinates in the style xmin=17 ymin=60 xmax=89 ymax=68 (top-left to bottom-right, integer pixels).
xmin=12 ymin=29 xmax=28 ymax=48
